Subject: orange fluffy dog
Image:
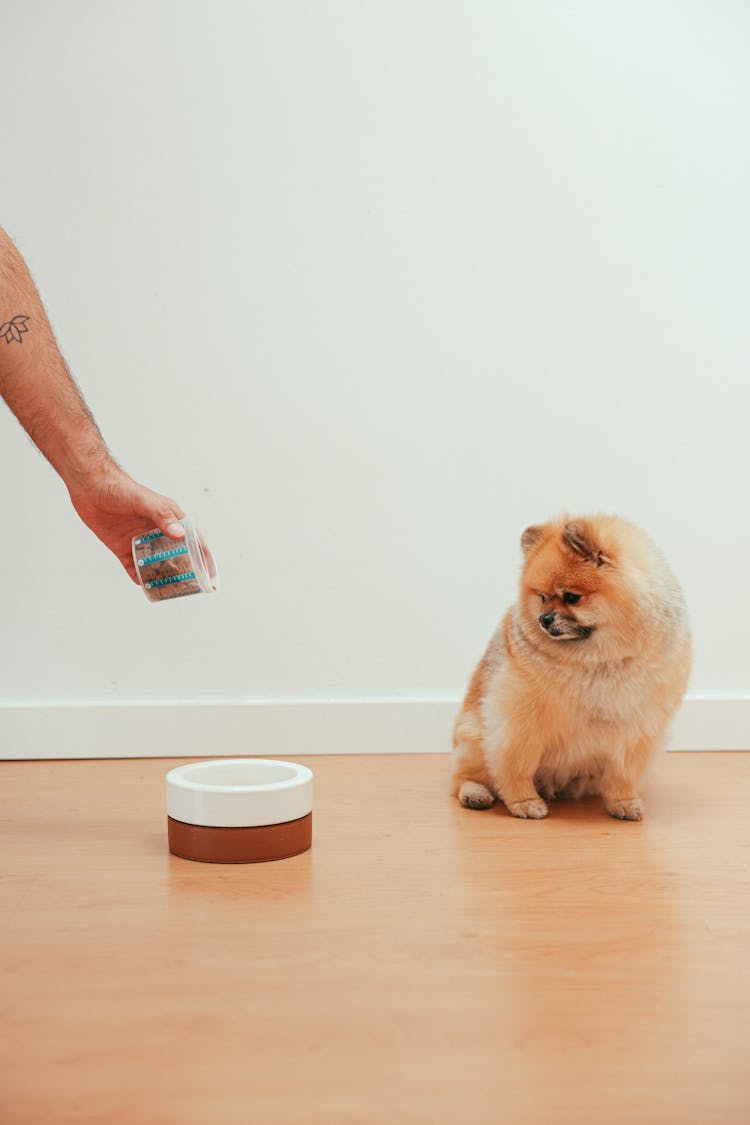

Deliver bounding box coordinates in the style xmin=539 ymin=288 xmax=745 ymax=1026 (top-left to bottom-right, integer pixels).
xmin=452 ymin=515 xmax=691 ymax=820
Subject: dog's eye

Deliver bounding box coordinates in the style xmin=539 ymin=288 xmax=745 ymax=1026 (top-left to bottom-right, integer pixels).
xmin=538 ymin=594 xmax=547 ymax=604
xmin=563 ymin=592 xmax=582 ymax=605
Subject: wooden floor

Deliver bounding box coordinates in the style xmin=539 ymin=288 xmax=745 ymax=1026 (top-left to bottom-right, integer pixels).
xmin=1 ymin=753 xmax=749 ymax=1125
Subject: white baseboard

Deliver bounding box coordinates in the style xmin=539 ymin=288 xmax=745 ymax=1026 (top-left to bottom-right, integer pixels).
xmin=0 ymin=696 xmax=748 ymax=760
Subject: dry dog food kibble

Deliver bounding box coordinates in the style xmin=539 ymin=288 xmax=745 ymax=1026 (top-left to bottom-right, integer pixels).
xmin=132 ymin=517 xmax=218 ymax=603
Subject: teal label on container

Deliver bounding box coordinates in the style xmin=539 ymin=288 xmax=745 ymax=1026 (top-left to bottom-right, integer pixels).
xmin=134 ymin=530 xmax=165 ymax=546
xmin=145 ymin=571 xmax=197 ymax=590
xmin=137 ymin=545 xmax=189 ymax=567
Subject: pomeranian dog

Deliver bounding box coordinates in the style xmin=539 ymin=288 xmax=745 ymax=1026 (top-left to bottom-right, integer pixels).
xmin=452 ymin=515 xmax=691 ymax=820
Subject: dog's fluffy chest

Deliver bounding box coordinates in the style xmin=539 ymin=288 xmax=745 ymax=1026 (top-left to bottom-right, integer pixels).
xmin=563 ymin=658 xmax=649 ymax=725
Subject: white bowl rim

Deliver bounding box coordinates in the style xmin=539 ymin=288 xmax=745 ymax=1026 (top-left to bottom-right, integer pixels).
xmin=166 ymin=758 xmax=313 ymax=795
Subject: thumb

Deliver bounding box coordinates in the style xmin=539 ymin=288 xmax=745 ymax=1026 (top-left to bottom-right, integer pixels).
xmin=149 ymin=498 xmax=186 ymax=540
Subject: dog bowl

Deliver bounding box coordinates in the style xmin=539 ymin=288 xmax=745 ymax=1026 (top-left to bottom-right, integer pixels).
xmin=166 ymin=759 xmax=313 ymax=863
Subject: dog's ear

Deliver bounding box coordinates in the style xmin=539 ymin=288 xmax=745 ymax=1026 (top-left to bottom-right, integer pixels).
xmin=521 ymin=525 xmax=545 ymax=555
xmin=562 ymin=520 xmax=613 ymax=567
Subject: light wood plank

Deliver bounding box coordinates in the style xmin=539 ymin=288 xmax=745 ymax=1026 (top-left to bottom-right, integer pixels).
xmin=1 ymin=753 xmax=748 ymax=1124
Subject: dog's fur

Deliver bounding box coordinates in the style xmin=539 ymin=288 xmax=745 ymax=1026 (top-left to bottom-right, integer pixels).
xmin=451 ymin=515 xmax=691 ymax=820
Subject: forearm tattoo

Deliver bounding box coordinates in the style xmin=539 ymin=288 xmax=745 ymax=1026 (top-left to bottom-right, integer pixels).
xmin=1 ymin=315 xmax=31 ymax=343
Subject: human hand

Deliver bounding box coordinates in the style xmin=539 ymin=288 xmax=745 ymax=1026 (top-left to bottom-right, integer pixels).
xmin=67 ymin=466 xmax=186 ymax=583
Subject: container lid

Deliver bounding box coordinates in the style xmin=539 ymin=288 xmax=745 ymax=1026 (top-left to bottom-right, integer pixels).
xmin=182 ymin=515 xmax=219 ymax=594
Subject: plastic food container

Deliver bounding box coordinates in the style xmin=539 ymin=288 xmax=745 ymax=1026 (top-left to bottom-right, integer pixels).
xmin=132 ymin=516 xmax=218 ymax=603
xmin=166 ymin=759 xmax=314 ymax=863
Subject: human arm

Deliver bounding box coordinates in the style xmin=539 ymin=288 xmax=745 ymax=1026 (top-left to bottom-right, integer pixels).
xmin=0 ymin=225 xmax=185 ymax=582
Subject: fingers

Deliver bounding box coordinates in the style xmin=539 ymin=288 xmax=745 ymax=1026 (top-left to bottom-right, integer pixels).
xmin=122 ymin=557 xmax=141 ymax=584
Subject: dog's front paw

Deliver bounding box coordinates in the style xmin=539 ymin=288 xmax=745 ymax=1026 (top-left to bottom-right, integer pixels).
xmin=458 ymin=781 xmax=495 ymax=810
xmin=605 ymin=797 xmax=645 ymax=821
xmin=506 ymin=797 xmax=548 ymax=820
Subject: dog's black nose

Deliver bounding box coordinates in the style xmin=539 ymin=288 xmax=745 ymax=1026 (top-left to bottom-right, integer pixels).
xmin=539 ymin=613 xmax=555 ymax=630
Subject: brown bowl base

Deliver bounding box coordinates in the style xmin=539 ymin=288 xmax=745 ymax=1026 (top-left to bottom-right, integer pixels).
xmin=168 ymin=812 xmax=312 ymax=864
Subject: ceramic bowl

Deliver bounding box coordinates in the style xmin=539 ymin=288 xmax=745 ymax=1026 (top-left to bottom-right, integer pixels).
xmin=166 ymin=758 xmax=313 ymax=863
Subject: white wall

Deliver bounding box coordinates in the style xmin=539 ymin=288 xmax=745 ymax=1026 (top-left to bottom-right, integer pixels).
xmin=1 ymin=2 xmax=748 ymax=753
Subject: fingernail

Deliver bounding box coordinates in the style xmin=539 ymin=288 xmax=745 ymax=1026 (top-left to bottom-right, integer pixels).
xmin=166 ymin=521 xmax=185 ymax=537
